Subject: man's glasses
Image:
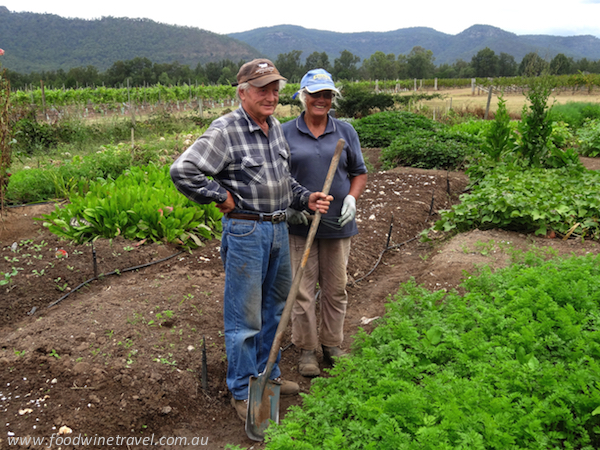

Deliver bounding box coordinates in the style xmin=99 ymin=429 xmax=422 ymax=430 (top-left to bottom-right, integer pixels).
xmin=308 ymin=91 xmax=334 ymax=100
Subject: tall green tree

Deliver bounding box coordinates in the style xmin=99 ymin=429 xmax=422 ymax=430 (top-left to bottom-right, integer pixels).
xmin=498 ymin=52 xmax=518 ymax=77
xmin=405 ymin=46 xmax=435 ymax=79
xmin=361 ymin=51 xmax=398 ymax=80
xmin=471 ymin=47 xmax=499 ymax=77
xmin=332 ymin=50 xmax=361 ymax=81
xmin=549 ymin=53 xmax=573 ymax=75
xmin=275 ymin=50 xmax=304 ymax=83
xmin=519 ymin=52 xmax=548 ymax=77
xmin=304 ymin=52 xmax=331 ymax=73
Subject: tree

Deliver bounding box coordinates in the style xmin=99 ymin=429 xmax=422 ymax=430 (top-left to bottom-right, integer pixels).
xmin=471 ymin=47 xmax=499 ymax=77
xmin=361 ymin=51 xmax=398 ymax=80
xmin=275 ymin=50 xmax=304 ymax=83
xmin=304 ymin=52 xmax=331 ymax=73
xmin=549 ymin=53 xmax=573 ymax=75
xmin=332 ymin=50 xmax=361 ymax=81
xmin=451 ymin=59 xmax=475 ymax=79
xmin=405 ymin=46 xmax=435 ymax=79
xmin=498 ymin=53 xmax=518 ymax=77
xmin=519 ymin=52 xmax=548 ymax=77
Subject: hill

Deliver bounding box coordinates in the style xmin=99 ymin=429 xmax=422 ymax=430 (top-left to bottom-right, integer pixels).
xmin=0 ymin=7 xmax=262 ymax=73
xmin=1 ymin=6 xmax=600 ymax=74
xmin=230 ymin=24 xmax=600 ymax=66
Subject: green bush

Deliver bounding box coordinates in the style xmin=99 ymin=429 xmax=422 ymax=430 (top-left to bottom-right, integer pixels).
xmin=335 ymin=84 xmax=395 ymax=118
xmin=433 ymin=165 xmax=600 ymax=239
xmin=4 ymin=168 xmax=55 ymax=204
xmin=353 ymin=111 xmax=440 ymax=148
xmin=381 ymin=128 xmax=482 ymax=170
xmin=576 ymin=118 xmax=600 ymax=157
xmin=549 ymin=101 xmax=600 ymax=129
xmin=266 ymin=255 xmax=600 ymax=449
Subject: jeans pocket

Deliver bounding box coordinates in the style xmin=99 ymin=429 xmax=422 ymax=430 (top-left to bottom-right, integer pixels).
xmin=226 ymin=219 xmax=257 ymax=237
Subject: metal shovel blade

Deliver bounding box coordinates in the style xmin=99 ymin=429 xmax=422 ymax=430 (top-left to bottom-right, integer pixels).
xmin=245 ymin=376 xmax=281 ymax=441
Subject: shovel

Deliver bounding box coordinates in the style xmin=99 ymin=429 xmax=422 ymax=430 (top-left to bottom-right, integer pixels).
xmin=245 ymin=138 xmax=346 ymax=441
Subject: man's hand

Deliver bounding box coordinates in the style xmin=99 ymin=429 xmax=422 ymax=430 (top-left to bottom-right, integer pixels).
xmin=216 ymin=191 xmax=235 ymax=214
xmin=339 ymin=195 xmax=356 ymax=227
xmin=308 ymin=192 xmax=333 ymax=214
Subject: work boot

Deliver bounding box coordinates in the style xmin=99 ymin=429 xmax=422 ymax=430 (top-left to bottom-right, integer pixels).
xmin=322 ymin=345 xmax=346 ymax=366
xmin=298 ymin=349 xmax=320 ymax=378
xmin=273 ymin=377 xmax=300 ymax=396
xmin=230 ymin=397 xmax=248 ymax=422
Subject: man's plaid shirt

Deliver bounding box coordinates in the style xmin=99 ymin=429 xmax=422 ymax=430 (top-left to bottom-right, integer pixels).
xmin=170 ymin=107 xmax=310 ymax=213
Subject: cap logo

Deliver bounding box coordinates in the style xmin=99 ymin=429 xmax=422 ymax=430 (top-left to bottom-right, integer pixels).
xmin=312 ymin=74 xmax=331 ymax=82
xmin=255 ymin=63 xmax=275 ymax=76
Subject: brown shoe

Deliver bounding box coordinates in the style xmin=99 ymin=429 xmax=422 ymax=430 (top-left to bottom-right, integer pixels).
xmin=322 ymin=345 xmax=346 ymax=366
xmin=231 ymin=397 xmax=247 ymax=422
xmin=273 ymin=377 xmax=299 ymax=396
xmin=298 ymin=349 xmax=320 ymax=377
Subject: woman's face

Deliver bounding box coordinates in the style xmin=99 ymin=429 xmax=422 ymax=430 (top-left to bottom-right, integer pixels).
xmin=305 ymin=90 xmax=333 ymax=119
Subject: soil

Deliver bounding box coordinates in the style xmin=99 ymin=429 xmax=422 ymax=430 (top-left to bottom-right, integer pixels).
xmin=1 ymin=151 xmax=600 ymax=450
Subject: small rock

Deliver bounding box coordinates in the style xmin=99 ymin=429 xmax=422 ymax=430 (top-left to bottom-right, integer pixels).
xmin=161 ymin=406 xmax=172 ymax=415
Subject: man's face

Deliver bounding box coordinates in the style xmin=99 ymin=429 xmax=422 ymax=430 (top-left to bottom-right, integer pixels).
xmin=239 ymin=81 xmax=280 ymax=124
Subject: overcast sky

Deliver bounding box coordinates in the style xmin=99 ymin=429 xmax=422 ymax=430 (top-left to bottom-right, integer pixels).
xmin=3 ymin=0 xmax=600 ymax=38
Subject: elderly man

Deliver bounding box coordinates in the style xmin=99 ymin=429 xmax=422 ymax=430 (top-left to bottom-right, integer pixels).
xmin=170 ymin=59 xmax=332 ymax=423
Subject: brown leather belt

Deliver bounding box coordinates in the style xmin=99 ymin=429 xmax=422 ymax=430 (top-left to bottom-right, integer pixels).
xmin=226 ymin=212 xmax=287 ymax=224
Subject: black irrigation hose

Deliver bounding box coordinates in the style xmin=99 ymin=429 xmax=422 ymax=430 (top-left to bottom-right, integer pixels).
xmin=47 ymin=250 xmax=184 ymax=308
xmin=352 ymin=214 xmax=419 ymax=285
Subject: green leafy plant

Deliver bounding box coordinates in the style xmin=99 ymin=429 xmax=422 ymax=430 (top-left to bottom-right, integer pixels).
xmin=39 ymin=164 xmax=222 ymax=248
xmin=577 ymin=118 xmax=600 ymax=157
xmin=431 ymin=165 xmax=600 ymax=239
xmin=381 ymin=128 xmax=482 ymax=170
xmin=482 ymin=95 xmax=516 ymax=162
xmin=353 ymin=110 xmax=440 ymax=148
xmin=0 ymin=267 xmax=21 ymax=286
xmin=265 ymin=254 xmax=600 ymax=449
xmin=335 ymin=83 xmax=395 ymax=118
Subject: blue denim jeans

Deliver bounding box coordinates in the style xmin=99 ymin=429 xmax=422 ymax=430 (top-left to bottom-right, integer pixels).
xmin=220 ymin=216 xmax=292 ymax=400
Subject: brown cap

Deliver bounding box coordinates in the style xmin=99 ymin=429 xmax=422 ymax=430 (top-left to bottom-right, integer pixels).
xmin=234 ymin=58 xmax=287 ymax=87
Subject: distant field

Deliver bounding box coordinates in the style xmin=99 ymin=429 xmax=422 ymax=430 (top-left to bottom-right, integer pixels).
xmin=415 ymin=87 xmax=600 ymax=118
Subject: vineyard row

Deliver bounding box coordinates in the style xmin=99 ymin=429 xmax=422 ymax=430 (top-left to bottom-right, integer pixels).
xmin=9 ymin=74 xmax=600 ymax=108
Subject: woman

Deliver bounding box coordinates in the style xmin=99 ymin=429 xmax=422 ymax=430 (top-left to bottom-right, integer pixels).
xmin=282 ymin=68 xmax=368 ymax=377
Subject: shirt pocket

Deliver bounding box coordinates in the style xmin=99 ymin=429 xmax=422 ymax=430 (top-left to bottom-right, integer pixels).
xmin=241 ymin=156 xmax=266 ymax=184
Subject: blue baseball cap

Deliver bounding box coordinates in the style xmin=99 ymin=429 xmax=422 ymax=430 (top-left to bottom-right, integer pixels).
xmin=298 ymin=68 xmax=340 ymax=95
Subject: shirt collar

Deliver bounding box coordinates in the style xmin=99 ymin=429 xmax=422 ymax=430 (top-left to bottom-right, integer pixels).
xmin=296 ymin=111 xmax=336 ymax=137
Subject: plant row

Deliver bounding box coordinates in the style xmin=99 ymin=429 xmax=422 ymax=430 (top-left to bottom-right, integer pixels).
xmin=10 ymin=74 xmax=600 ymax=109
xmin=265 ymin=254 xmax=600 ymax=449
xmin=39 ymin=164 xmax=222 ymax=249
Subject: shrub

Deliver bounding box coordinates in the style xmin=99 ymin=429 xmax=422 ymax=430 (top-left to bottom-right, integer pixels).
xmin=335 ymin=83 xmax=395 ymax=118
xmin=576 ymin=118 xmax=600 ymax=157
xmin=353 ymin=111 xmax=440 ymax=148
xmin=381 ymin=128 xmax=482 ymax=170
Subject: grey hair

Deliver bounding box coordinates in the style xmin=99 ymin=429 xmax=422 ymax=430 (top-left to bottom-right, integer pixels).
xmin=236 ymin=80 xmax=287 ymax=102
xmin=296 ymin=87 xmax=341 ymax=110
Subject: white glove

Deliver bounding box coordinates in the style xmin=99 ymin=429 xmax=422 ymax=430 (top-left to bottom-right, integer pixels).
xmin=338 ymin=195 xmax=356 ymax=227
xmin=286 ymin=208 xmax=308 ymax=226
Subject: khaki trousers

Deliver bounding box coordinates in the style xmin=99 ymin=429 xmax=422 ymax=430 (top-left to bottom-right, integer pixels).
xmin=289 ymin=234 xmax=351 ymax=350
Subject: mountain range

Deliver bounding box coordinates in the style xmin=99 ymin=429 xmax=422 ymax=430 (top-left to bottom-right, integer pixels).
xmin=1 ymin=6 xmax=600 ymax=74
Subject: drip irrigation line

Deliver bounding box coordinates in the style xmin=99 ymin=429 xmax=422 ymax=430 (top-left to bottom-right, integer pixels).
xmin=352 ymin=215 xmax=419 ymax=285
xmin=47 ymin=250 xmax=184 ymax=308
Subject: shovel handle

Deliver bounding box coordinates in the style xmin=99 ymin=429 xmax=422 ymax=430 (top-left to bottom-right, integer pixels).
xmin=264 ymin=138 xmax=345 ymax=371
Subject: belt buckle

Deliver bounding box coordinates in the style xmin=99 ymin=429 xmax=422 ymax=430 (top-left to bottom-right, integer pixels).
xmin=271 ymin=212 xmax=286 ymax=224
